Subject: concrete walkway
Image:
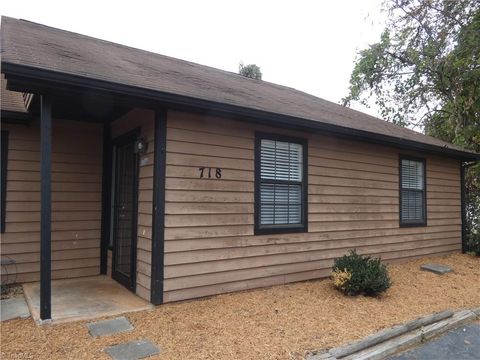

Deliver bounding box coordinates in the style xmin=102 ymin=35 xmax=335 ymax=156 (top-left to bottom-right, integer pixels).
xmin=23 ymin=276 xmax=153 ymax=324
xmin=389 ymin=322 xmax=480 ymax=360
xmin=0 ymin=297 xmax=30 ymax=321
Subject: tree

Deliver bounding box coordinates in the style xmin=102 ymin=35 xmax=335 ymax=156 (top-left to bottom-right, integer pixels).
xmin=239 ymin=63 xmax=262 ymax=80
xmin=343 ymin=0 xmax=480 ymax=253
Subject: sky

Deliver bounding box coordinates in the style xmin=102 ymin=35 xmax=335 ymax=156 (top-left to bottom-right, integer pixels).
xmin=1 ymin=0 xmax=386 ymax=117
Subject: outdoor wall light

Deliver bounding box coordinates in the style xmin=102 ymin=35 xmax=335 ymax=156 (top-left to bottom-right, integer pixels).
xmin=134 ymin=137 xmax=148 ymax=155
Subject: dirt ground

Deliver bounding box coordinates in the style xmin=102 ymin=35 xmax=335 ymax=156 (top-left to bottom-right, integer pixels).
xmin=1 ymin=253 xmax=479 ymax=360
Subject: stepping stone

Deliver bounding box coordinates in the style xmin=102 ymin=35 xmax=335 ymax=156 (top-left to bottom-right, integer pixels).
xmin=1 ymin=298 xmax=31 ymax=321
xmin=87 ymin=316 xmax=134 ymax=337
xmin=421 ymin=263 xmax=453 ymax=275
xmin=104 ymin=340 xmax=160 ymax=360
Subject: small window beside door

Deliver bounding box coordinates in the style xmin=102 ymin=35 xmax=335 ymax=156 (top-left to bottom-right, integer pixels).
xmin=399 ymin=156 xmax=427 ymax=227
xmin=255 ymin=133 xmax=308 ymax=235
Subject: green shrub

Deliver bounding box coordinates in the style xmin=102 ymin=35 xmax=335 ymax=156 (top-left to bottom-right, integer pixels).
xmin=467 ymin=231 xmax=480 ymax=256
xmin=331 ymin=250 xmax=391 ymax=296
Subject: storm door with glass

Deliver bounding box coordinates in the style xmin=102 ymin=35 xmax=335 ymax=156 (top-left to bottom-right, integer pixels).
xmin=111 ymin=131 xmax=139 ymax=291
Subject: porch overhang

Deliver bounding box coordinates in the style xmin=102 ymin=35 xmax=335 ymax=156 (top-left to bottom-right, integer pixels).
xmin=2 ymin=70 xmax=169 ymax=319
xmin=1 ymin=109 xmax=31 ymax=124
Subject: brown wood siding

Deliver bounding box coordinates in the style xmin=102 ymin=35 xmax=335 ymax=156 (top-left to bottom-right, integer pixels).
xmin=1 ymin=119 xmax=103 ymax=283
xmin=163 ymin=111 xmax=461 ymax=302
xmin=111 ymin=108 xmax=155 ymax=301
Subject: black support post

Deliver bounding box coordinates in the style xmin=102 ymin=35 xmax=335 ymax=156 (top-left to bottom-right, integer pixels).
xmin=40 ymin=95 xmax=52 ymax=321
xmin=460 ymin=162 xmax=467 ymax=253
xmin=100 ymin=121 xmax=112 ymax=274
xmin=150 ymin=110 xmax=167 ymax=305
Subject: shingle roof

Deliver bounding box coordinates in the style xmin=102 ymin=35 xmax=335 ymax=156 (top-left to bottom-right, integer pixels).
xmin=1 ymin=16 xmax=478 ymax=159
xmin=1 ymin=74 xmax=27 ymax=114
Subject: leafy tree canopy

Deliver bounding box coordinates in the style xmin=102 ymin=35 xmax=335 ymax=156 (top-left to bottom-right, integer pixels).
xmin=239 ymin=63 xmax=262 ymax=80
xmin=343 ymin=0 xmax=480 ymax=250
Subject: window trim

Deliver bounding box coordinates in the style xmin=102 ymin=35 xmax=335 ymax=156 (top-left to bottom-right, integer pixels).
xmin=254 ymin=132 xmax=308 ymax=235
xmin=399 ymin=154 xmax=427 ymax=227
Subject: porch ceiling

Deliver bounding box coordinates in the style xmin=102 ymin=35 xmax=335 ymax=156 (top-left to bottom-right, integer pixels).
xmin=26 ymin=91 xmax=132 ymax=123
xmin=2 ymin=73 xmax=132 ymax=123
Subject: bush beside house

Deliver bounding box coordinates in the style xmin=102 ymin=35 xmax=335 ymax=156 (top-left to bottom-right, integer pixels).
xmin=331 ymin=250 xmax=391 ymax=296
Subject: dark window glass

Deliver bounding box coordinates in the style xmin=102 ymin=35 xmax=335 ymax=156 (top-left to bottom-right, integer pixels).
xmin=400 ymin=157 xmax=426 ymax=226
xmin=255 ymin=134 xmax=307 ymax=234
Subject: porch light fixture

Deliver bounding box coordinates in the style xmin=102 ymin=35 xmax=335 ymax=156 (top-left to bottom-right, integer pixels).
xmin=134 ymin=137 xmax=148 ymax=155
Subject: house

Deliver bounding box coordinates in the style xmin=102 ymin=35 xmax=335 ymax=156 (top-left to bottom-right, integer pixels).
xmin=1 ymin=17 xmax=478 ymax=321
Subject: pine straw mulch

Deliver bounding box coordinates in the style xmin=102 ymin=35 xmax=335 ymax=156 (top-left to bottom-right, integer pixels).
xmin=1 ymin=253 xmax=479 ymax=360
xmin=1 ymin=284 xmax=24 ymax=299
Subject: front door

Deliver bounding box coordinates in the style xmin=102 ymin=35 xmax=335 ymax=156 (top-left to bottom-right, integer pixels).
xmin=111 ymin=130 xmax=139 ymax=291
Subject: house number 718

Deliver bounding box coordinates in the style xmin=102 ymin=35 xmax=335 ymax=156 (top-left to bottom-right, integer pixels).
xmin=198 ymin=167 xmax=222 ymax=179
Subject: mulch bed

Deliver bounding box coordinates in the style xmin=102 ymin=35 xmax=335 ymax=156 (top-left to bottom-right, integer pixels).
xmin=1 ymin=253 xmax=479 ymax=360
xmin=1 ymin=284 xmax=24 ymax=300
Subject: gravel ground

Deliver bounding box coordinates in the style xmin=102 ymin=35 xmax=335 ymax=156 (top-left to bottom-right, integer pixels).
xmin=1 ymin=253 xmax=479 ymax=360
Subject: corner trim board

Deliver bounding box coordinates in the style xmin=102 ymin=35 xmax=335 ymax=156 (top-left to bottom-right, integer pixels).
xmin=460 ymin=162 xmax=466 ymax=253
xmin=150 ymin=109 xmax=167 ymax=305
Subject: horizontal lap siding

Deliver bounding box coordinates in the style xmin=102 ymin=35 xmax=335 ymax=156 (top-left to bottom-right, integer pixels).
xmin=163 ymin=111 xmax=461 ymax=302
xmin=1 ymin=120 xmax=102 ymax=283
xmin=111 ymin=108 xmax=154 ymax=301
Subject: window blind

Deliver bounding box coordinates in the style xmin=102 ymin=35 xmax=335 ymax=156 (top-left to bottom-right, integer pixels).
xmin=260 ymin=139 xmax=303 ymax=182
xmin=260 ymin=139 xmax=303 ymax=225
xmin=400 ymin=159 xmax=425 ymax=223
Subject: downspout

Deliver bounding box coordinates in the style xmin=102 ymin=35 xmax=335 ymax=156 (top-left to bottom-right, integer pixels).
xmin=461 ymin=161 xmax=477 ymax=253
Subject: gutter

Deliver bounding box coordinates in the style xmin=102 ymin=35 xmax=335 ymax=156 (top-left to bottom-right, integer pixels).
xmin=2 ymin=61 xmax=480 ymax=161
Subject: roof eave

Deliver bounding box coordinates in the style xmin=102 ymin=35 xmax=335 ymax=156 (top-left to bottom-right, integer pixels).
xmin=2 ymin=61 xmax=479 ymax=161
xmin=1 ymin=109 xmax=31 ymax=123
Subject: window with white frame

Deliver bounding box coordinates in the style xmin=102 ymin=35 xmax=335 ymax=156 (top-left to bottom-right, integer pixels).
xmin=255 ymin=134 xmax=307 ymax=234
xmin=400 ymin=156 xmax=426 ymax=226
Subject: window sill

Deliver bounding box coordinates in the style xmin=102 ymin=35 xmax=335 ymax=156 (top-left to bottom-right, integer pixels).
xmin=400 ymin=221 xmax=427 ymax=228
xmin=254 ymin=225 xmax=308 ymax=235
